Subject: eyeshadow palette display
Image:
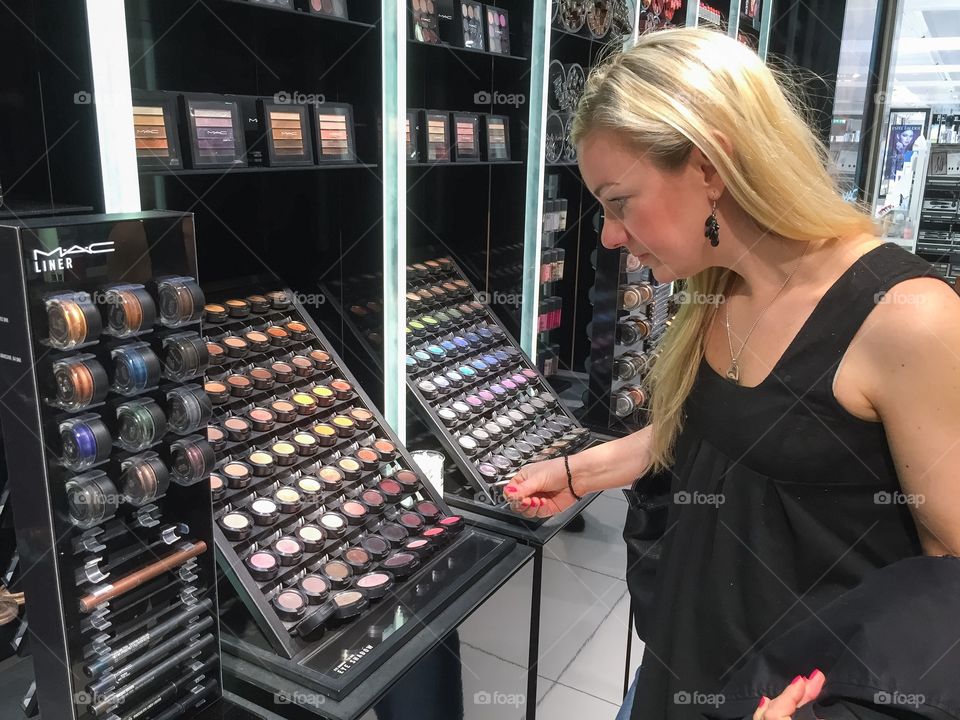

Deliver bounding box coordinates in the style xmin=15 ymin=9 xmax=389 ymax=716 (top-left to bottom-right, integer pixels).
xmin=417 ymin=109 xmax=450 ymax=163
xmin=0 ymin=212 xmax=221 ymax=720
xmin=180 ymin=94 xmax=248 ymax=169
xmin=482 ymin=114 xmax=511 ymax=161
xmin=327 ymin=258 xmax=594 ymax=527
xmin=200 ymin=286 xmax=515 ymax=697
xmin=451 ymin=112 xmax=480 ymax=162
xmin=402 ymin=259 xmax=592 ymax=512
xmin=484 ymin=5 xmax=510 ymax=54
xmin=133 ymin=92 xmax=358 ymax=170
xmin=410 ymin=0 xmax=441 ymax=43
xmin=304 ymin=0 xmax=349 ymax=17
xmin=131 ymin=90 xmax=182 ymax=170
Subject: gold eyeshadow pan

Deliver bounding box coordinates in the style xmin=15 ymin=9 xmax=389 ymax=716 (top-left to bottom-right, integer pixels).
xmin=180 ymin=95 xmax=247 ymax=169
xmin=312 ymin=102 xmax=356 ymax=163
xmin=258 ymin=101 xmax=314 ymax=166
xmin=131 ymin=90 xmax=182 ymax=169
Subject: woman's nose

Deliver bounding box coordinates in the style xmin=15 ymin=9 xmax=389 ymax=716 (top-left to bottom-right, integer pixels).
xmin=601 ymin=218 xmax=628 ymax=250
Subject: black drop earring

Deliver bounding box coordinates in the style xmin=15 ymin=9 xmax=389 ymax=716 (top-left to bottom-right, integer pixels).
xmin=705 ymin=201 xmax=720 ymax=247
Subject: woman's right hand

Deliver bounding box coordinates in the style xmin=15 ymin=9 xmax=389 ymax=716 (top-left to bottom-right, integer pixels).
xmin=505 ymin=456 xmax=584 ymax=518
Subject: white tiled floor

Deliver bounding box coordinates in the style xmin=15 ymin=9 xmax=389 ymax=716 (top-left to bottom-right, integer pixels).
xmin=461 ymin=488 xmax=645 ymax=720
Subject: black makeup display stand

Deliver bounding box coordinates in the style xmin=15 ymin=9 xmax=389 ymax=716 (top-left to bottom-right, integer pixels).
xmin=0 ymin=212 xmax=223 ymax=720
xmin=582 ymin=249 xmax=674 ymax=436
xmin=198 ymin=283 xmax=521 ymax=705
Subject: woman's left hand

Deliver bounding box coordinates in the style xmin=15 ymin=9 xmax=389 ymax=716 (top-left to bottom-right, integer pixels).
xmin=753 ymin=669 xmax=825 ymax=720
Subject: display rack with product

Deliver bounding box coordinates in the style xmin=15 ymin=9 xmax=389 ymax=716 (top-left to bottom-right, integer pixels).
xmin=201 ymin=284 xmax=517 ymax=698
xmin=0 ymin=212 xmax=222 ymax=720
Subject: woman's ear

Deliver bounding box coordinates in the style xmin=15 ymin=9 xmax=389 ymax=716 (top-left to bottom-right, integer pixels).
xmin=689 ymin=132 xmax=732 ymax=200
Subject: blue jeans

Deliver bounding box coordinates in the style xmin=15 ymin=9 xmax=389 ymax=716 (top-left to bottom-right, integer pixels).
xmin=616 ymin=668 xmax=641 ymax=720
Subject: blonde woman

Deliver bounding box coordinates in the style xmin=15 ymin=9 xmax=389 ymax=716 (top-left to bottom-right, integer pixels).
xmin=506 ymin=28 xmax=960 ymax=720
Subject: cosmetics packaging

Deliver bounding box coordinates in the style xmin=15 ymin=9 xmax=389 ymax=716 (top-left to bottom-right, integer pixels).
xmin=586 ymin=0 xmax=612 ymax=38
xmin=116 ymin=397 xmax=168 ymax=451
xmin=437 ymin=0 xmax=485 ymax=49
xmin=59 ymin=414 xmax=112 ymax=470
xmin=557 ymin=0 xmax=587 ymax=33
xmin=169 ymin=434 xmax=215 ymax=485
xmin=418 ymin=110 xmax=451 ymax=163
xmin=65 ymin=470 xmax=120 ymax=529
xmin=484 ymin=5 xmax=510 ymax=54
xmin=249 ymin=0 xmax=294 ymax=7
xmin=312 ymin=103 xmax=357 ymax=163
xmin=102 ymin=283 xmax=157 ymax=337
xmin=109 ymin=342 xmax=161 ymax=395
xmin=51 ymin=354 xmax=109 ymax=411
xmin=406 ymin=111 xmax=421 ymax=161
xmin=482 ymin=114 xmax=510 ymax=161
xmin=179 ymin=94 xmax=247 ymax=169
xmin=161 ymin=331 xmax=209 ymax=381
xmin=156 ymin=275 xmax=205 ymax=327
xmin=120 ymin=451 xmax=171 ymax=506
xmin=131 ymin=90 xmax=183 ymax=170
xmin=302 ymin=0 xmax=348 ymax=17
xmin=451 ymin=112 xmax=481 ymax=162
xmin=410 ymin=0 xmax=441 ymax=43
xmin=612 ymin=385 xmax=647 ymax=418
xmin=43 ymin=291 xmax=101 ymax=349
xmin=258 ymin=99 xmax=315 ymax=167
xmin=165 ymin=384 xmax=213 ymax=435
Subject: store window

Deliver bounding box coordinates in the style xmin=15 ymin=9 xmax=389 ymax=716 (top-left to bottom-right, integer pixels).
xmin=868 ymin=0 xmax=960 ymax=275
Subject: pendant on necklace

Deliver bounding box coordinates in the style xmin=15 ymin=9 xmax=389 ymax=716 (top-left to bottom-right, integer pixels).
xmin=726 ymin=362 xmax=740 ymax=384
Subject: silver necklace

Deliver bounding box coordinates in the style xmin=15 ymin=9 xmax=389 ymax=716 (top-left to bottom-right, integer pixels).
xmin=724 ymin=243 xmax=811 ymax=384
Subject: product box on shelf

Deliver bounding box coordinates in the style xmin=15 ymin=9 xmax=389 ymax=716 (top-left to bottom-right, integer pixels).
xmin=436 ymin=0 xmax=486 ymax=49
xmin=199 ymin=282 xmax=516 ymax=698
xmin=179 ymin=94 xmax=248 ymax=170
xmin=0 ymin=212 xmax=222 ymax=720
xmin=131 ymin=90 xmax=183 ymax=171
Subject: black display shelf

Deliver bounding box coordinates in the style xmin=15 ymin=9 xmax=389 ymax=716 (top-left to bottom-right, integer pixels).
xmin=222 ymin=542 xmax=533 ymax=720
xmin=407 ymin=39 xmax=528 ymax=62
xmin=201 ymin=282 xmax=519 ymax=699
xmin=218 ymin=0 xmax=376 ymax=29
xmin=407 ymin=160 xmax=523 ymax=168
xmin=141 ymin=164 xmax=378 ymax=177
xmin=0 ymin=201 xmax=93 ymax=219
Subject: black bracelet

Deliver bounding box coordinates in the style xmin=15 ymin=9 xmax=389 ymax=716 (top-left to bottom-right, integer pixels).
xmin=564 ymin=454 xmax=582 ymax=501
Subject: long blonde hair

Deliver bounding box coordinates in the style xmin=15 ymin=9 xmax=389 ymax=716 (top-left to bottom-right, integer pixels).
xmin=570 ymin=28 xmax=874 ymax=471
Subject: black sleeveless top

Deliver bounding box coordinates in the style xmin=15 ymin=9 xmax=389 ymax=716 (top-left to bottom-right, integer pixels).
xmin=629 ymin=244 xmax=946 ymax=720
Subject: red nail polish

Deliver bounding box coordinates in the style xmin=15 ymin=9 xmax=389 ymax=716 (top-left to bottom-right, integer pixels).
xmin=808 ymin=668 xmax=823 ymax=680
xmin=521 ymin=498 xmax=531 ymax=507
xmin=505 ymin=486 xmax=517 ymax=494
xmin=791 ymin=675 xmax=804 ymax=686
xmin=757 ymin=697 xmax=768 ymax=709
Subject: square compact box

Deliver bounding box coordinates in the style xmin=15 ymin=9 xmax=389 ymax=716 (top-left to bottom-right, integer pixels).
xmin=300 ymin=0 xmax=349 ymax=17
xmin=484 ymin=5 xmax=510 ymax=55
xmin=436 ymin=0 xmax=486 ymax=50
xmin=258 ymin=100 xmax=316 ymax=167
xmin=131 ymin=90 xmax=183 ymax=170
xmin=418 ymin=110 xmax=451 ymax=163
xmin=312 ymin=103 xmax=357 ymax=163
xmin=482 ymin=114 xmax=510 ymax=161
xmin=410 ymin=0 xmax=441 ymax=43
xmin=179 ymin=94 xmax=248 ymax=169
xmin=450 ymin=112 xmax=481 ymax=162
